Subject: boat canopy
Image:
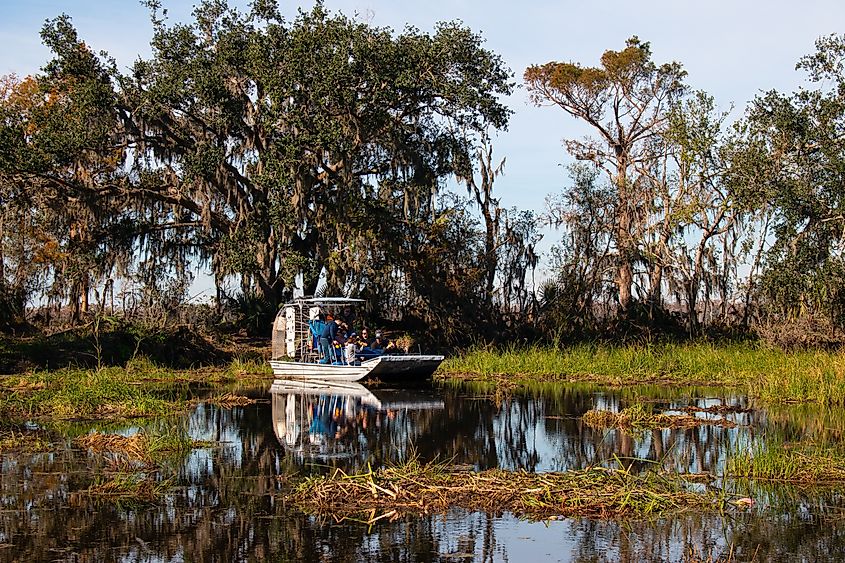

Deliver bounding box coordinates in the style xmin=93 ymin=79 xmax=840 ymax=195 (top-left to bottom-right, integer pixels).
xmin=285 ymin=297 xmax=365 ymax=306
xmin=271 ymin=296 xmax=365 ymax=360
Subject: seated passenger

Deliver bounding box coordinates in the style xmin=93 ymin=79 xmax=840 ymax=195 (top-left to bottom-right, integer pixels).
xmin=370 ymin=330 xmax=389 ymax=351
xmin=357 ymin=329 xmax=389 ymax=360
xmin=344 ymin=333 xmax=361 ymax=365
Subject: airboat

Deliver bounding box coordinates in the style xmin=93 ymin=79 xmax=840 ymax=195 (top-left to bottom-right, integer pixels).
xmin=269 ymin=297 xmax=444 ymax=382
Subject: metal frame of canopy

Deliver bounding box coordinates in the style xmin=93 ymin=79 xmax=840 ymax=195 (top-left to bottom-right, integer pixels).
xmin=271 ymin=297 xmax=365 ymax=362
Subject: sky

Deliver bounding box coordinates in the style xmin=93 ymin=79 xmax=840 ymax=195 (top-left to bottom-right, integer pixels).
xmin=1 ymin=0 xmax=843 ymax=286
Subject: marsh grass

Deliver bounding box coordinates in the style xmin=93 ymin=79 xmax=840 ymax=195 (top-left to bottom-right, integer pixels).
xmin=0 ymin=367 xmax=181 ymax=421
xmin=285 ymin=456 xmax=721 ymax=523
xmin=441 ymin=343 xmax=845 ymax=405
xmin=726 ymin=441 xmax=845 ymax=483
xmin=0 ymin=355 xmax=272 ymax=422
xmin=0 ymin=429 xmax=52 ymax=452
xmin=71 ymin=473 xmax=171 ymax=505
xmin=225 ymin=357 xmax=272 ymax=379
xmin=582 ymin=404 xmax=737 ymax=430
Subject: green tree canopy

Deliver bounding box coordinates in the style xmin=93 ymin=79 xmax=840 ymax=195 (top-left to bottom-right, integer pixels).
xmin=1 ymin=0 xmax=514 ymax=320
xmin=729 ymin=33 xmax=845 ymax=326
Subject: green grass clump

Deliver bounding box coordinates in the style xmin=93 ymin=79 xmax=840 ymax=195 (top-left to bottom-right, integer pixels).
xmin=726 ymin=441 xmax=845 ymax=483
xmin=440 ymin=342 xmax=845 ymax=405
xmin=225 ymin=357 xmax=273 ymax=379
xmin=0 ymin=365 xmax=191 ymax=421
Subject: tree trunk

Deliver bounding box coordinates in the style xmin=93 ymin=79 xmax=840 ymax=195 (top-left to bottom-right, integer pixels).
xmin=615 ymin=158 xmax=634 ymax=314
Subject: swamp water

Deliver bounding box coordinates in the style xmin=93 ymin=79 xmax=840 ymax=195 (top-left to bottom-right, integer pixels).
xmin=2 ymin=380 xmax=845 ymax=562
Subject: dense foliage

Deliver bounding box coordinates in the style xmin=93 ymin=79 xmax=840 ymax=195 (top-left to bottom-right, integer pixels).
xmin=526 ymin=34 xmax=845 ymax=344
xmin=2 ymin=3 xmax=845 ymax=346
xmin=0 ymin=1 xmax=540 ymax=342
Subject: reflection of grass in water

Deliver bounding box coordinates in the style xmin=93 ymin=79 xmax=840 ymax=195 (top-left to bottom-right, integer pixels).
xmin=727 ymin=440 xmax=845 ymax=483
xmin=0 ymin=355 xmax=270 ymax=422
xmin=71 ymin=428 xmax=212 ymax=505
xmin=287 ymin=455 xmax=722 ymax=522
xmin=441 ymin=343 xmax=845 ymax=405
xmin=0 ymin=430 xmax=52 ymax=452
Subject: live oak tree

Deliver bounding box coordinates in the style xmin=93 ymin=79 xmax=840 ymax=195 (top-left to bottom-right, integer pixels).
xmin=116 ymin=0 xmax=512 ymax=306
xmin=730 ymin=33 xmax=845 ymax=330
xmin=0 ymin=20 xmax=131 ymax=323
xmin=3 ymin=0 xmax=512 ymax=324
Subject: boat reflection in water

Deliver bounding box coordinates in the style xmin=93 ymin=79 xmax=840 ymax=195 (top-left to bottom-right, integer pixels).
xmin=270 ymin=379 xmax=444 ymax=465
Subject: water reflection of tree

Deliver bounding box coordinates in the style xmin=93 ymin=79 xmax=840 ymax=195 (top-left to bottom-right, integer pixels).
xmin=6 ymin=388 xmax=845 ymax=561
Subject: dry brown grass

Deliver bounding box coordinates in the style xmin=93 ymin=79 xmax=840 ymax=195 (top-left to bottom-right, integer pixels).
xmin=582 ymin=405 xmax=737 ymax=430
xmin=76 ymin=432 xmax=151 ymax=462
xmin=209 ymin=393 xmax=258 ymax=407
xmin=284 ymin=459 xmax=720 ymax=523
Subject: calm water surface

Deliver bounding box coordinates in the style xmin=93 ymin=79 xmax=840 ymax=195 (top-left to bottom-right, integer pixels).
xmin=2 ymin=379 xmax=845 ymax=562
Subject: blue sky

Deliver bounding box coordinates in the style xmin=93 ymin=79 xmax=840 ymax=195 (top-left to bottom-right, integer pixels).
xmin=1 ymin=0 xmax=842 ymax=280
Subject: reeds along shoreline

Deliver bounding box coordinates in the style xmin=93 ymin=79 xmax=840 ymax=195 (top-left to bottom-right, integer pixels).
xmin=726 ymin=441 xmax=845 ymax=483
xmin=439 ymin=343 xmax=845 ymax=405
xmin=284 ymin=459 xmax=723 ymax=522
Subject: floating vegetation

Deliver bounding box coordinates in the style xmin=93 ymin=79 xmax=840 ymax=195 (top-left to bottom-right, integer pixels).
xmin=582 ymin=404 xmax=737 ymax=430
xmin=284 ymin=457 xmax=721 ymax=522
xmin=209 ymin=393 xmax=259 ymax=408
xmin=682 ymin=404 xmax=751 ymax=415
xmin=70 ymin=473 xmax=171 ymax=505
xmin=727 ymin=441 xmax=845 ymax=483
xmin=71 ymin=430 xmax=210 ymax=504
xmin=75 ymin=430 xmax=208 ymax=466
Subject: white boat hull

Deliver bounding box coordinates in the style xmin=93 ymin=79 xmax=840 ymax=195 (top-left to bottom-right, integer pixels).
xmin=268 ymin=354 xmax=444 ymax=382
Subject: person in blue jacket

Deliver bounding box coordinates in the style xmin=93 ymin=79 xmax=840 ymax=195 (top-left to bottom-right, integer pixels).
xmin=308 ymin=313 xmax=327 ymax=356
xmin=318 ymin=315 xmax=340 ymax=364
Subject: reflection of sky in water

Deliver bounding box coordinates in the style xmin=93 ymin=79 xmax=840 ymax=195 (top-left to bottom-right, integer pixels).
xmin=256 ymin=383 xmax=759 ymax=477
xmin=487 ymin=390 xmax=751 ymax=474
xmin=3 ymin=383 xmax=845 ymax=562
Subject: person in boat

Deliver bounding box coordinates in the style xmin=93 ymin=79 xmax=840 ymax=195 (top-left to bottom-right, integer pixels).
xmin=341 ymin=306 xmax=356 ymax=328
xmin=344 ymin=333 xmax=361 ymax=365
xmin=370 ymin=330 xmax=391 ymax=352
xmin=356 ymin=328 xmax=388 ymax=361
xmin=318 ymin=315 xmax=340 ymax=364
xmin=333 ymin=321 xmax=350 ymax=365
xmin=308 ymin=312 xmax=326 ymax=355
